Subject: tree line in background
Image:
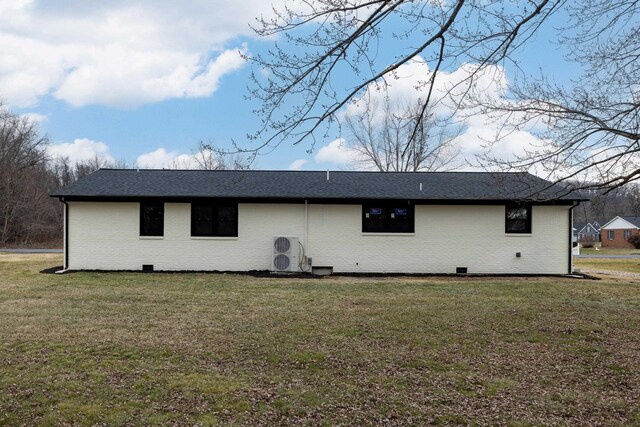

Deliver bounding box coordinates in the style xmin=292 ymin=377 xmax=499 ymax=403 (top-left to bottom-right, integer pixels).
xmin=0 ymin=106 xmax=247 ymax=247
xmin=574 ymin=186 xmax=640 ymax=224
xmin=1 ymin=93 xmax=639 ymax=246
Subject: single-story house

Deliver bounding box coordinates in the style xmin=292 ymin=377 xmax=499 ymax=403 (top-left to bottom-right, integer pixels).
xmin=574 ymin=221 xmax=604 ymax=242
xmin=600 ymin=216 xmax=640 ymax=248
xmin=51 ymin=169 xmax=585 ymax=275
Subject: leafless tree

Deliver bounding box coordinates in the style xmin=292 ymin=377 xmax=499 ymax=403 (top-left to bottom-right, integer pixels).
xmin=248 ymin=1 xmax=562 ymax=150
xmin=571 ymin=182 xmax=640 ymax=223
xmin=248 ymin=0 xmax=639 ymax=192
xmin=0 ymin=105 xmax=59 ymax=245
xmin=626 ymin=184 xmax=640 ymax=217
xmin=496 ymin=0 xmax=640 ymax=194
xmin=190 ymin=142 xmax=253 ymax=170
xmin=344 ymin=96 xmax=462 ymax=171
xmin=50 ymin=155 xmax=131 ymax=186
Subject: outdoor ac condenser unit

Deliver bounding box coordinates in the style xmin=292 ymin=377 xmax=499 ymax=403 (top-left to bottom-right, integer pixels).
xmin=272 ymin=236 xmax=300 ymax=272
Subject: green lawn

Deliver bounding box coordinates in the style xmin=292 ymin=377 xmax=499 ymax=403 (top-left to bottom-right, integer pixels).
xmin=1 ymin=254 xmax=639 ymax=426
xmin=575 ymin=258 xmax=640 ymax=274
xmin=580 ymin=247 xmax=640 ymax=256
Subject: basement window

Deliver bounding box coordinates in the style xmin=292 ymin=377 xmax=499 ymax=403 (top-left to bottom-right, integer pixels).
xmin=362 ymin=203 xmax=414 ymax=233
xmin=191 ymin=202 xmax=238 ymax=237
xmin=505 ymin=203 xmax=532 ymax=234
xmin=140 ymin=202 xmax=164 ymax=236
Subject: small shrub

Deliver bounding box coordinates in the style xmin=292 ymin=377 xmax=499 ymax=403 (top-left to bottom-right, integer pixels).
xmin=582 ymin=242 xmax=594 ymax=249
xmin=627 ymin=234 xmax=640 ymax=249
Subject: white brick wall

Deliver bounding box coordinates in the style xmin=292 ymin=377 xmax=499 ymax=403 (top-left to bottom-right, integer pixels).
xmin=67 ymin=202 xmax=571 ymax=274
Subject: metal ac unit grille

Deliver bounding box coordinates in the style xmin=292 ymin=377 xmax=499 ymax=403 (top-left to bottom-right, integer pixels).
xmin=274 ymin=237 xmax=291 ymax=253
xmin=272 ymin=236 xmax=299 ymax=272
xmin=273 ymin=254 xmax=290 ymax=270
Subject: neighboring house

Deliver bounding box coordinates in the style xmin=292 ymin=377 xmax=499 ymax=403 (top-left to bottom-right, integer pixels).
xmin=575 ymin=221 xmax=604 ymax=242
xmin=600 ymin=216 xmax=640 ymax=248
xmin=51 ymin=169 xmax=585 ymax=275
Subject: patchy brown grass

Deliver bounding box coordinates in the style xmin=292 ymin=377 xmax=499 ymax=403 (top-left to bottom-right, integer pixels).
xmin=575 ymin=258 xmax=640 ymax=274
xmin=581 ymin=248 xmax=640 ymax=256
xmin=0 ymin=239 xmax=63 ymax=249
xmin=1 ymin=254 xmax=639 ymax=426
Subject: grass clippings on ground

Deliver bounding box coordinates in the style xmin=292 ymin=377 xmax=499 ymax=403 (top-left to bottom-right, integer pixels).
xmin=1 ymin=254 xmax=639 ymax=426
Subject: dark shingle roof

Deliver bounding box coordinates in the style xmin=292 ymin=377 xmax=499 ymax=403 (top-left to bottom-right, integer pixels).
xmin=576 ymin=221 xmax=606 ymax=232
xmin=574 ymin=223 xmax=587 ymax=232
xmin=51 ymin=169 xmax=584 ymax=201
xmin=621 ymin=216 xmax=640 ymax=228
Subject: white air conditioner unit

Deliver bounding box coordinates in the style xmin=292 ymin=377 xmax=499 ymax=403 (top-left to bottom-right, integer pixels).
xmin=272 ymin=236 xmax=300 ymax=272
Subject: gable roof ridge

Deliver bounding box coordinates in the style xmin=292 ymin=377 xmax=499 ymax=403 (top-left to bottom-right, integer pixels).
xmin=97 ymin=168 xmax=532 ymax=175
xmin=621 ymin=216 xmax=640 ymax=228
xmin=51 ymin=169 xmax=585 ymax=201
xmin=601 ymin=216 xmax=640 ymax=229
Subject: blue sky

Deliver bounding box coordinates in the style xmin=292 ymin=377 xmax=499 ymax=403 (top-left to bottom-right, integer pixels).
xmin=1 ymin=1 xmax=576 ymax=171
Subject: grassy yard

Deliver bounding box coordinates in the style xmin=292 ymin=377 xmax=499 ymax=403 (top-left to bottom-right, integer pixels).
xmin=574 ymin=257 xmax=640 ymax=274
xmin=1 ymin=254 xmax=639 ymax=426
xmin=580 ymin=247 xmax=640 ymax=256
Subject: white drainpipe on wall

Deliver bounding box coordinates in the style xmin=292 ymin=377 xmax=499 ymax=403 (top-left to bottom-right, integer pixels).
xmin=304 ymin=199 xmax=309 ymax=260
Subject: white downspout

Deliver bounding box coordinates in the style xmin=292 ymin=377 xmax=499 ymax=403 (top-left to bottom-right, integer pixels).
xmin=304 ymin=199 xmax=308 ymax=261
xmin=63 ymin=200 xmax=67 ymax=270
xmin=56 ymin=199 xmax=69 ymax=273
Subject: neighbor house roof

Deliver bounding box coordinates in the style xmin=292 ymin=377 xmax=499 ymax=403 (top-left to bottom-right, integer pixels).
xmin=51 ymin=169 xmax=585 ymax=201
xmin=601 ymin=216 xmax=640 ymax=229
xmin=574 ymin=223 xmax=587 ymax=232
xmin=576 ymin=221 xmax=605 ymax=233
xmin=621 ymin=216 xmax=640 ymax=228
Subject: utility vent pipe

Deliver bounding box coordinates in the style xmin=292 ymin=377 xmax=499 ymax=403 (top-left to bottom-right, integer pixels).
xmin=419 ymin=182 xmax=423 ymax=191
xmin=326 ymin=170 xmax=330 ymax=181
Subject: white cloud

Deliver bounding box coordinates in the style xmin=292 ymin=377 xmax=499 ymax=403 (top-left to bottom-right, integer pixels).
xmin=314 ymin=138 xmax=361 ymax=165
xmin=21 ymin=112 xmax=47 ymax=123
xmin=339 ymin=58 xmax=547 ymax=171
xmin=54 ymin=45 xmax=247 ymax=108
xmin=136 ymin=148 xmax=200 ymax=169
xmin=47 ymin=138 xmax=114 ymax=163
xmin=0 ymin=1 xmax=288 ymax=108
xmin=288 ymin=159 xmax=308 ymax=170
xmin=344 ymin=58 xmax=507 ymax=121
xmin=454 ymin=113 xmax=542 ymax=160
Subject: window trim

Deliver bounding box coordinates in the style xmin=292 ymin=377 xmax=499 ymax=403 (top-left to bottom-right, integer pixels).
xmin=190 ymin=202 xmax=239 ymax=237
xmin=608 ymin=230 xmax=615 ymax=240
xmin=139 ymin=201 xmax=164 ymax=237
xmin=505 ymin=203 xmax=532 ymax=234
xmin=362 ymin=202 xmax=415 ymax=234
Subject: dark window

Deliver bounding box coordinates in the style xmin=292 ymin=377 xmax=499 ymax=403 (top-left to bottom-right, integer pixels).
xmin=624 ymin=230 xmax=632 ymax=239
xmin=362 ymin=203 xmax=414 ymax=233
xmin=191 ymin=202 xmax=238 ymax=237
xmin=505 ymin=204 xmax=531 ymax=234
xmin=608 ymin=230 xmax=615 ymax=240
xmin=140 ymin=202 xmax=164 ymax=236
